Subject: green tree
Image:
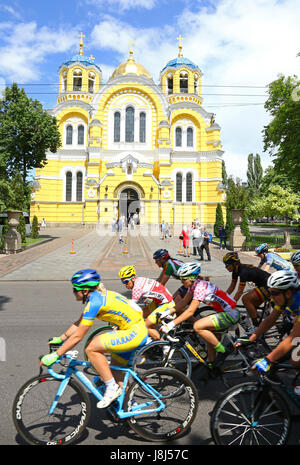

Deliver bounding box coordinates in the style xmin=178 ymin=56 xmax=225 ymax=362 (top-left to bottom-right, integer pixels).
xmin=214 ymin=203 xmax=224 ymax=237
xmin=260 ymin=165 xmax=297 ymax=195
xmin=247 ymin=153 xmax=263 ymax=194
xmin=222 ymin=160 xmax=228 ymax=190
xmin=0 ymin=83 xmax=61 ymax=185
xmin=263 ymin=75 xmax=300 ymax=187
xmin=31 ymin=215 xmax=39 ymax=239
xmin=225 ymin=208 xmax=235 ymax=244
xmin=225 ymin=177 xmax=249 ymax=210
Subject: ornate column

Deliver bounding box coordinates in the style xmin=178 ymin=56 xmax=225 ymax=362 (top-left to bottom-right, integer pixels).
xmin=3 ymin=210 xmax=22 ymax=254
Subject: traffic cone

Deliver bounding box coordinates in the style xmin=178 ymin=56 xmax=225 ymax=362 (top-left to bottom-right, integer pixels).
xmin=123 ymin=237 xmax=129 ymax=254
xmin=177 ymin=238 xmax=183 ymax=254
xmin=69 ymin=239 xmax=76 ymax=254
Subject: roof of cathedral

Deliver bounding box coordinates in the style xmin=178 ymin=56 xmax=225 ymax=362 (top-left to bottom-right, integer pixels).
xmin=111 ymin=46 xmax=152 ymax=80
xmin=161 ymin=56 xmax=199 ymax=73
xmin=62 ymin=54 xmax=102 ymax=72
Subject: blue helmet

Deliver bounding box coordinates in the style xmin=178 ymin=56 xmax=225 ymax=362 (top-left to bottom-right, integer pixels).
xmin=256 ymin=243 xmax=269 ymax=255
xmin=71 ymin=269 xmax=101 ymax=290
xmin=153 ymin=249 xmax=170 ymax=260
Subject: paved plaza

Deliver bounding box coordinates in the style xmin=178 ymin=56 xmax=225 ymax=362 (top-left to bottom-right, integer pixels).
xmin=0 ymin=225 xmax=259 ymax=282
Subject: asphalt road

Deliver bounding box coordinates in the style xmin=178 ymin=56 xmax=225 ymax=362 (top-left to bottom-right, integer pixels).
xmin=1 ymin=278 xmax=300 ymax=449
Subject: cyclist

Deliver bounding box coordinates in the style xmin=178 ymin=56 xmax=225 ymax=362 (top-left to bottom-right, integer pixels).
xmin=40 ymin=269 xmax=148 ymax=409
xmin=160 ymin=262 xmax=240 ymax=365
xmin=236 ymin=270 xmax=300 ymax=372
xmin=290 ymin=251 xmax=300 ymax=280
xmin=119 ymin=265 xmax=175 ymax=340
xmin=223 ymin=252 xmax=271 ymax=332
xmin=153 ymin=248 xmax=188 ymax=302
xmin=256 ymin=243 xmax=294 ymax=273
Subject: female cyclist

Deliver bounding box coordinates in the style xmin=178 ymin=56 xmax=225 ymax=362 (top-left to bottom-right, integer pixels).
xmin=40 ymin=269 xmax=148 ymax=408
xmin=160 ymin=262 xmax=240 ymax=365
xmin=118 ymin=265 xmax=175 ymax=341
xmin=236 ymin=270 xmax=300 ymax=371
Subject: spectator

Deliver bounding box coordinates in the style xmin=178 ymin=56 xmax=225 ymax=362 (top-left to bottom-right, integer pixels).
xmin=191 ymin=225 xmax=203 ymax=258
xmin=41 ymin=218 xmax=46 ymax=229
xmin=201 ymin=228 xmax=212 ymax=261
xmin=161 ymin=221 xmax=167 ymax=240
xmin=180 ymin=226 xmax=190 ymax=257
xmin=218 ymin=224 xmax=227 ymax=250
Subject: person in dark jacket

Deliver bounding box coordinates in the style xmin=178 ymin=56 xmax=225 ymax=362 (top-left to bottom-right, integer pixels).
xmin=218 ymin=225 xmax=227 ymax=250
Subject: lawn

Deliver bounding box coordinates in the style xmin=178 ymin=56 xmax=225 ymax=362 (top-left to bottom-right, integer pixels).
xmin=22 ymin=237 xmax=47 ymax=247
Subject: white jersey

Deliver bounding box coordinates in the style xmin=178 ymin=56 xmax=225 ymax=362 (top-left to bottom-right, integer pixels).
xmin=131 ymin=277 xmax=173 ymax=306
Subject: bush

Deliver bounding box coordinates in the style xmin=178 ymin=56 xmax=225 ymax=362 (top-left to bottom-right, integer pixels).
xmin=0 ymin=217 xmax=9 ymax=250
xmin=225 ymin=208 xmax=235 ymax=240
xmin=17 ymin=214 xmax=26 ymax=243
xmin=214 ymin=203 xmax=224 ymax=237
xmin=240 ymin=211 xmax=251 ymax=242
xmin=31 ymin=215 xmax=39 ymax=239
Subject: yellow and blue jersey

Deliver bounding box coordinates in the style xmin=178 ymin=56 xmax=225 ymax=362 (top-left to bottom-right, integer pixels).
xmin=276 ymin=291 xmax=300 ymax=322
xmin=80 ymin=290 xmax=143 ymax=329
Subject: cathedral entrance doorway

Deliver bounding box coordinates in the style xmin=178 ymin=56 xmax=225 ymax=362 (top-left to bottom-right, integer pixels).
xmin=119 ymin=188 xmax=140 ymax=225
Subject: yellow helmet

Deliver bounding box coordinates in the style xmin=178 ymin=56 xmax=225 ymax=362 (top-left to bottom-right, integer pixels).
xmin=119 ymin=266 xmax=136 ymax=280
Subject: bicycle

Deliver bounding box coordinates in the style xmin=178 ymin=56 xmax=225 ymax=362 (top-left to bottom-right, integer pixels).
xmin=210 ymin=361 xmax=300 ymax=445
xmin=12 ymin=348 xmax=199 ymax=445
xmin=131 ymin=308 xmax=270 ymax=387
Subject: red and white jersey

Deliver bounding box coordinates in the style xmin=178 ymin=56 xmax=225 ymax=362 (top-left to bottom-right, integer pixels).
xmin=131 ymin=277 xmax=173 ymax=306
xmin=188 ymin=279 xmax=236 ymax=313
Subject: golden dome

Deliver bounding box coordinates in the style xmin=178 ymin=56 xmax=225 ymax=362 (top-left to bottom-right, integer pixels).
xmin=111 ymin=47 xmax=152 ymax=79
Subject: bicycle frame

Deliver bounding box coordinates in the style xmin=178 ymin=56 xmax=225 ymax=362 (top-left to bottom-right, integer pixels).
xmin=46 ymin=355 xmax=166 ymax=420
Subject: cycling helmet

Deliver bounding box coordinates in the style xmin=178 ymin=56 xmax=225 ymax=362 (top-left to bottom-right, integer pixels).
xmin=290 ymin=251 xmax=300 ymax=265
xmin=118 ymin=265 xmax=136 ymax=280
xmin=223 ymin=252 xmax=240 ymax=265
xmin=177 ymin=262 xmax=201 ymax=279
xmin=267 ymin=270 xmax=299 ymax=290
xmin=256 ymin=243 xmax=269 ymax=255
xmin=153 ymin=249 xmax=170 ymax=261
xmin=71 ymin=269 xmax=101 ymax=290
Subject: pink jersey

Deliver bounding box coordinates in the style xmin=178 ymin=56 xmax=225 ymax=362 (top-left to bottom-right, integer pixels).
xmin=188 ymin=279 xmax=236 ymax=313
xmin=131 ymin=277 xmax=173 ymax=306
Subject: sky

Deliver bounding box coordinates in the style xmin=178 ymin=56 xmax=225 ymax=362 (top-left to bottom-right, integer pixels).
xmin=0 ymin=0 xmax=300 ymax=181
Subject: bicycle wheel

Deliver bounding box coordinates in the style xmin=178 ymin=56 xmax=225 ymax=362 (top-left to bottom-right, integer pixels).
xmin=12 ymin=374 xmax=91 ymax=445
xmin=132 ymin=341 xmax=192 ymax=378
xmin=210 ymin=381 xmax=291 ymax=445
xmin=124 ymin=367 xmax=199 ymax=442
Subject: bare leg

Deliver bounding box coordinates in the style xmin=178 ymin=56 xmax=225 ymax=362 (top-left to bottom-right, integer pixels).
xmin=242 ymin=290 xmax=262 ymax=323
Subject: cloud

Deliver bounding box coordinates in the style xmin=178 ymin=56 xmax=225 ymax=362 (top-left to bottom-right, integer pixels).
xmin=84 ymin=0 xmax=157 ymax=11
xmin=0 ymin=22 xmax=78 ymax=81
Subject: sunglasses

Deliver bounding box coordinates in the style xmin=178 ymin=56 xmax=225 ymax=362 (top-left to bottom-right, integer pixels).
xmin=73 ymin=288 xmax=81 ymax=293
xmin=122 ymin=279 xmax=131 ymax=284
xmin=269 ymin=290 xmax=282 ymax=296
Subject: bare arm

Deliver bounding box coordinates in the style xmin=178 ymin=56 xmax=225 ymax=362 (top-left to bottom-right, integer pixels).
xmin=226 ymin=279 xmax=237 ymax=295
xmin=233 ymin=283 xmax=246 ymax=302
xmin=173 ymin=299 xmax=200 ymax=327
xmin=265 ymin=320 xmax=300 ymax=363
xmin=56 ymin=323 xmax=90 ymax=357
xmin=249 ymin=308 xmax=280 ymax=342
xmin=58 ymin=315 xmax=83 ymax=342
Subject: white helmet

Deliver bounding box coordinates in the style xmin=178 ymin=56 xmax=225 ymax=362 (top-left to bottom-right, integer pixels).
xmin=267 ymin=270 xmax=299 ymax=290
xmin=290 ymin=251 xmax=300 ymax=265
xmin=177 ymin=262 xmax=201 ymax=279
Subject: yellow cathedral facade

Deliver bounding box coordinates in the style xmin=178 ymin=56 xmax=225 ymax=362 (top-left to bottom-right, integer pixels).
xmin=30 ymin=34 xmax=225 ymax=230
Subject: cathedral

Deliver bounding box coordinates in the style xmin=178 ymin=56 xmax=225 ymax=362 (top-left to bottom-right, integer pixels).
xmin=30 ymin=34 xmax=225 ymax=230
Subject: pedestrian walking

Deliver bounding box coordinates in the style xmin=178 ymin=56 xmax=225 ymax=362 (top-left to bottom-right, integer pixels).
xmin=218 ymin=224 xmax=227 ymax=250
xmin=201 ymin=228 xmax=212 ymax=261
xmin=180 ymin=226 xmax=190 ymax=257
xmin=191 ymin=225 xmax=203 ymax=258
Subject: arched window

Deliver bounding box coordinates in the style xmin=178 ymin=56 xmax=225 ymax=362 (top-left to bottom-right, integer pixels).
xmin=78 ymin=125 xmax=84 ymax=145
xmin=167 ymin=75 xmax=173 ymax=95
xmin=187 ymin=127 xmax=193 ymax=147
xmin=175 ymin=127 xmax=182 ymax=147
xmin=139 ymin=112 xmax=146 ymax=143
xmin=114 ymin=112 xmax=121 ymax=142
xmin=73 ymin=69 xmax=82 ymax=91
xmin=88 ymin=72 xmax=95 ymax=93
xmin=66 ymin=125 xmax=73 ymax=145
xmin=76 ymin=172 xmax=83 ymax=201
xmin=66 ymin=171 xmax=72 ymax=201
xmin=125 ymin=106 xmax=134 ymax=142
xmin=180 ymin=72 xmax=188 ymax=93
xmin=186 ymin=172 xmax=193 ymax=201
xmin=176 ymin=173 xmax=183 ymax=202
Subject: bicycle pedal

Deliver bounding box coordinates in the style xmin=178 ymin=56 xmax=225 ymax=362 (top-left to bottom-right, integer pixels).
xmin=106 ymin=406 xmax=121 ymax=423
